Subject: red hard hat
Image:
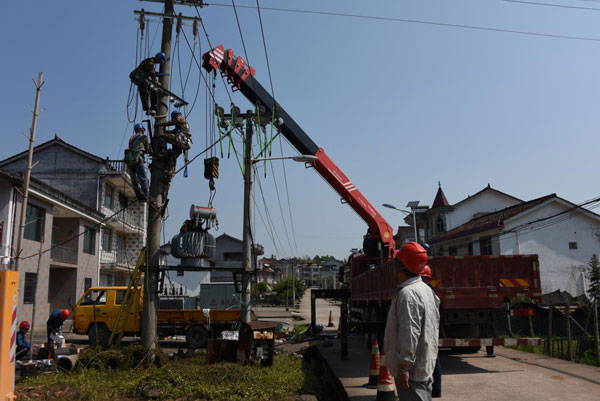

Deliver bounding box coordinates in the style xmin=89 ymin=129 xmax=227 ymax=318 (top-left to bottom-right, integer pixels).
xmin=19 ymin=321 xmax=30 ymax=330
xmin=420 ymin=265 xmax=432 ymax=279
xmin=60 ymin=309 xmax=70 ymax=320
xmin=396 ymin=242 xmax=428 ymax=274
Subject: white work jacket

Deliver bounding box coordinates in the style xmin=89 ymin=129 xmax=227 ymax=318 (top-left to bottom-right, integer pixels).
xmin=384 ymin=275 xmax=440 ymax=383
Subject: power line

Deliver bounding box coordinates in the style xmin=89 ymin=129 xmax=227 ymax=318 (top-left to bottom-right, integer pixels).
xmin=206 ymin=2 xmax=600 ymax=42
xmin=435 ymin=195 xmax=600 ymax=249
xmin=254 ymin=0 xmax=299 ymax=256
xmin=500 ymin=0 xmax=600 ymax=11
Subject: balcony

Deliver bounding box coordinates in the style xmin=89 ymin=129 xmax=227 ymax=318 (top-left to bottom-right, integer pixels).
xmin=103 ymin=206 xmax=145 ymax=234
xmin=51 ymin=245 xmax=78 ymax=265
xmin=100 ymin=249 xmax=135 ymax=269
xmin=105 ymin=159 xmax=126 ymax=175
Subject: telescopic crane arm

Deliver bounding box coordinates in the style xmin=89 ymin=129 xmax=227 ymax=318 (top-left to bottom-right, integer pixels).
xmin=202 ymin=45 xmax=396 ymax=258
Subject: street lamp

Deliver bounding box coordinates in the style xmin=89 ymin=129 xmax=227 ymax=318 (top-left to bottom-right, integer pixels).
xmin=382 ymin=202 xmax=419 ymax=243
xmin=253 ymin=155 xmax=318 ymax=163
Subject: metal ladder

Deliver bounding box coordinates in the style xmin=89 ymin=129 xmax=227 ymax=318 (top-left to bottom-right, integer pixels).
xmin=108 ymin=248 xmax=146 ymax=346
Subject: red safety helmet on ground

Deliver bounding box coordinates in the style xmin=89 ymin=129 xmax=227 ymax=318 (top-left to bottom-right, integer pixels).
xmin=19 ymin=321 xmax=31 ymax=330
xmin=60 ymin=309 xmax=70 ymax=320
xmin=395 ymin=241 xmax=429 ymax=274
xmin=420 ymin=265 xmax=432 ymax=279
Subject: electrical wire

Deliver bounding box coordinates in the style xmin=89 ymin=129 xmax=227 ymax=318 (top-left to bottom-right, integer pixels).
xmin=206 ymin=2 xmax=600 ymax=42
xmin=500 ymin=0 xmax=600 ymax=11
xmin=254 ymin=0 xmax=299 ymax=256
xmin=434 ymin=195 xmax=600 ymax=249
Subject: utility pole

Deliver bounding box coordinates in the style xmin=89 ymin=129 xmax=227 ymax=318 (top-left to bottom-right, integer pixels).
xmin=241 ymin=113 xmax=254 ymax=323
xmin=292 ymin=264 xmax=296 ymax=308
xmin=142 ymin=0 xmax=174 ymax=350
xmin=14 ymin=72 xmax=44 ymax=272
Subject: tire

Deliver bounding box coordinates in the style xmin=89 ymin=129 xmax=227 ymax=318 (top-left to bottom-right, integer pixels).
xmin=88 ymin=323 xmax=110 ymax=347
xmin=186 ymin=325 xmax=208 ymax=348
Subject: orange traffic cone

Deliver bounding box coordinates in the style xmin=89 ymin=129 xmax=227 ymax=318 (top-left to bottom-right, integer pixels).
xmin=328 ymin=311 xmax=335 ymax=327
xmin=363 ymin=338 xmax=380 ymax=388
xmin=376 ymin=348 xmax=396 ymax=401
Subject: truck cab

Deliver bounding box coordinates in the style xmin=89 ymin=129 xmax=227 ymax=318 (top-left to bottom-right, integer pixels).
xmin=73 ymin=286 xmax=142 ymax=345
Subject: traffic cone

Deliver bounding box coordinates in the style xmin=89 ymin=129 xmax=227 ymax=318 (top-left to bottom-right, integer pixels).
xmin=363 ymin=338 xmax=380 ymax=388
xmin=376 ymin=348 xmax=396 ymax=401
xmin=327 ymin=311 xmax=335 ymax=327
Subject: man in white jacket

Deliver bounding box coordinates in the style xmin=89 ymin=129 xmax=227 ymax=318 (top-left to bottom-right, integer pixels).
xmin=384 ymin=242 xmax=440 ymax=401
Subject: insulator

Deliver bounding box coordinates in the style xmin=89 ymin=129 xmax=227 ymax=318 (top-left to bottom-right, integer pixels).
xmin=204 ymin=157 xmax=219 ymax=180
xmin=190 ymin=204 xmax=217 ymax=220
xmin=171 ymin=230 xmax=216 ymax=267
xmin=193 ymin=19 xmax=199 ymax=37
xmin=176 ymin=14 xmax=182 ymax=34
xmin=139 ymin=10 xmax=146 ymax=33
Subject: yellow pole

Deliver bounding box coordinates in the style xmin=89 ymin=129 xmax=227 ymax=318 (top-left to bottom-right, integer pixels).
xmin=0 ymin=270 xmax=19 ymax=401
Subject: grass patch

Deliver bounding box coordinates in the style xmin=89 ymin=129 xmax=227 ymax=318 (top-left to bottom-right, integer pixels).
xmin=17 ymin=345 xmax=307 ymax=401
xmin=506 ymin=338 xmax=600 ymax=367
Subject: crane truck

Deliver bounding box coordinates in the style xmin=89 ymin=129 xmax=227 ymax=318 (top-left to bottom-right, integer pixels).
xmin=201 ymin=45 xmax=542 ymax=355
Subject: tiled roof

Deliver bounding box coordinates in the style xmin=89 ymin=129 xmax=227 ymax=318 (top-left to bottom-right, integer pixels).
xmin=429 ymin=194 xmax=555 ymax=244
xmin=0 ymin=136 xmax=104 ymax=167
xmin=431 ymin=185 xmax=450 ymax=209
xmin=452 ymin=184 xmax=523 ymax=208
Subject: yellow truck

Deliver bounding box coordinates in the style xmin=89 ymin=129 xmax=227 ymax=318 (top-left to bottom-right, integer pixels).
xmin=73 ymin=286 xmax=241 ymax=347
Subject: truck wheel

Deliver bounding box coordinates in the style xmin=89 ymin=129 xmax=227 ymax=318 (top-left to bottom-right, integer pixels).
xmin=186 ymin=325 xmax=208 ymax=348
xmin=88 ymin=323 xmax=110 ymax=347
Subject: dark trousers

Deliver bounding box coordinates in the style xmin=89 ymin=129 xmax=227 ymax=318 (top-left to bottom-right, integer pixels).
xmin=432 ymin=355 xmax=442 ymax=397
xmin=137 ymin=82 xmax=157 ymax=112
xmin=128 ymin=163 xmax=149 ymax=200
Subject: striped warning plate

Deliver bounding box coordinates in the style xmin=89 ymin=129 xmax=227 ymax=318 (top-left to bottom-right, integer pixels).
xmin=499 ymin=278 xmax=530 ymax=287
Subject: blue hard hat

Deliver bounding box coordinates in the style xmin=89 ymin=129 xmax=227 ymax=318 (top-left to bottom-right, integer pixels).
xmin=171 ymin=110 xmax=182 ymax=119
xmin=155 ymin=52 xmax=167 ymax=63
xmin=134 ymin=123 xmax=145 ymax=132
xmin=423 ymin=243 xmax=430 ymax=250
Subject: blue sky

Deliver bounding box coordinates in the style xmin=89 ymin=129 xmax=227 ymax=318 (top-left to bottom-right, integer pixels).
xmin=3 ymin=0 xmax=600 ymax=260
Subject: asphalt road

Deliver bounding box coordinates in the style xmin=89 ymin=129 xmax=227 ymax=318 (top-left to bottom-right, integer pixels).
xmin=320 ymin=329 xmax=600 ymax=401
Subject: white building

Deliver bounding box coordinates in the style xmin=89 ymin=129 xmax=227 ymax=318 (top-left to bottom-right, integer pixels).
xmin=426 ymin=184 xmax=600 ymax=296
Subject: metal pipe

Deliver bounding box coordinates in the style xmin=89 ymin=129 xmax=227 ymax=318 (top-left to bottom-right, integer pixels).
xmin=56 ymin=354 xmax=79 ymax=372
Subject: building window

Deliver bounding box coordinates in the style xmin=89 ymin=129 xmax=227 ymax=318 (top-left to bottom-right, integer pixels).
xmin=480 ymin=236 xmax=492 ymax=255
xmin=84 ymin=278 xmax=92 ymax=293
xmin=118 ymin=192 xmax=128 ymax=209
xmin=104 ymin=185 xmax=113 ymax=209
xmin=102 ymin=229 xmax=113 ymax=251
xmin=468 ymin=242 xmax=474 ymax=256
xmin=569 ymin=242 xmax=578 ymax=250
xmin=223 ymin=252 xmax=242 ymax=261
xmin=449 ymin=246 xmax=457 ymax=256
xmin=435 ymin=216 xmax=445 ymax=233
xmin=23 ymin=273 xmax=37 ymax=304
xmin=83 ymin=226 xmax=96 ymax=254
xmin=24 ymin=204 xmax=45 ymax=242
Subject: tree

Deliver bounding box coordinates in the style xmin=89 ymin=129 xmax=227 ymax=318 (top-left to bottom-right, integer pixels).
xmin=272 ymin=276 xmax=305 ymax=301
xmin=587 ymin=254 xmax=600 ymax=363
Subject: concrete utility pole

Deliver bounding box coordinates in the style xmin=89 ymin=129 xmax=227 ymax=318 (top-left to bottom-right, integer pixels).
xmin=142 ymin=0 xmax=174 ymax=350
xmin=241 ymin=114 xmax=254 ymax=323
xmin=14 ymin=72 xmax=43 ymax=272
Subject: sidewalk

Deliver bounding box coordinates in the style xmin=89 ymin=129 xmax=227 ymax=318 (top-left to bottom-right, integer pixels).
xmin=318 ymin=335 xmax=376 ymax=401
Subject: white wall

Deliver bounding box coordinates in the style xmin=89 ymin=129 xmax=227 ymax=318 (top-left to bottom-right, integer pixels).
xmin=0 ymin=180 xmax=14 ymax=267
xmin=500 ymin=199 xmax=600 ymax=296
xmin=164 ymin=270 xmax=210 ymax=297
xmin=447 ymin=190 xmax=520 ymax=230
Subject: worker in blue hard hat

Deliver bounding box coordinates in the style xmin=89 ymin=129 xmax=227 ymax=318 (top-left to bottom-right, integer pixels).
xmin=129 ymin=52 xmax=166 ymax=115
xmin=124 ymin=123 xmax=150 ymax=201
xmin=155 ymin=110 xmax=192 ymax=198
